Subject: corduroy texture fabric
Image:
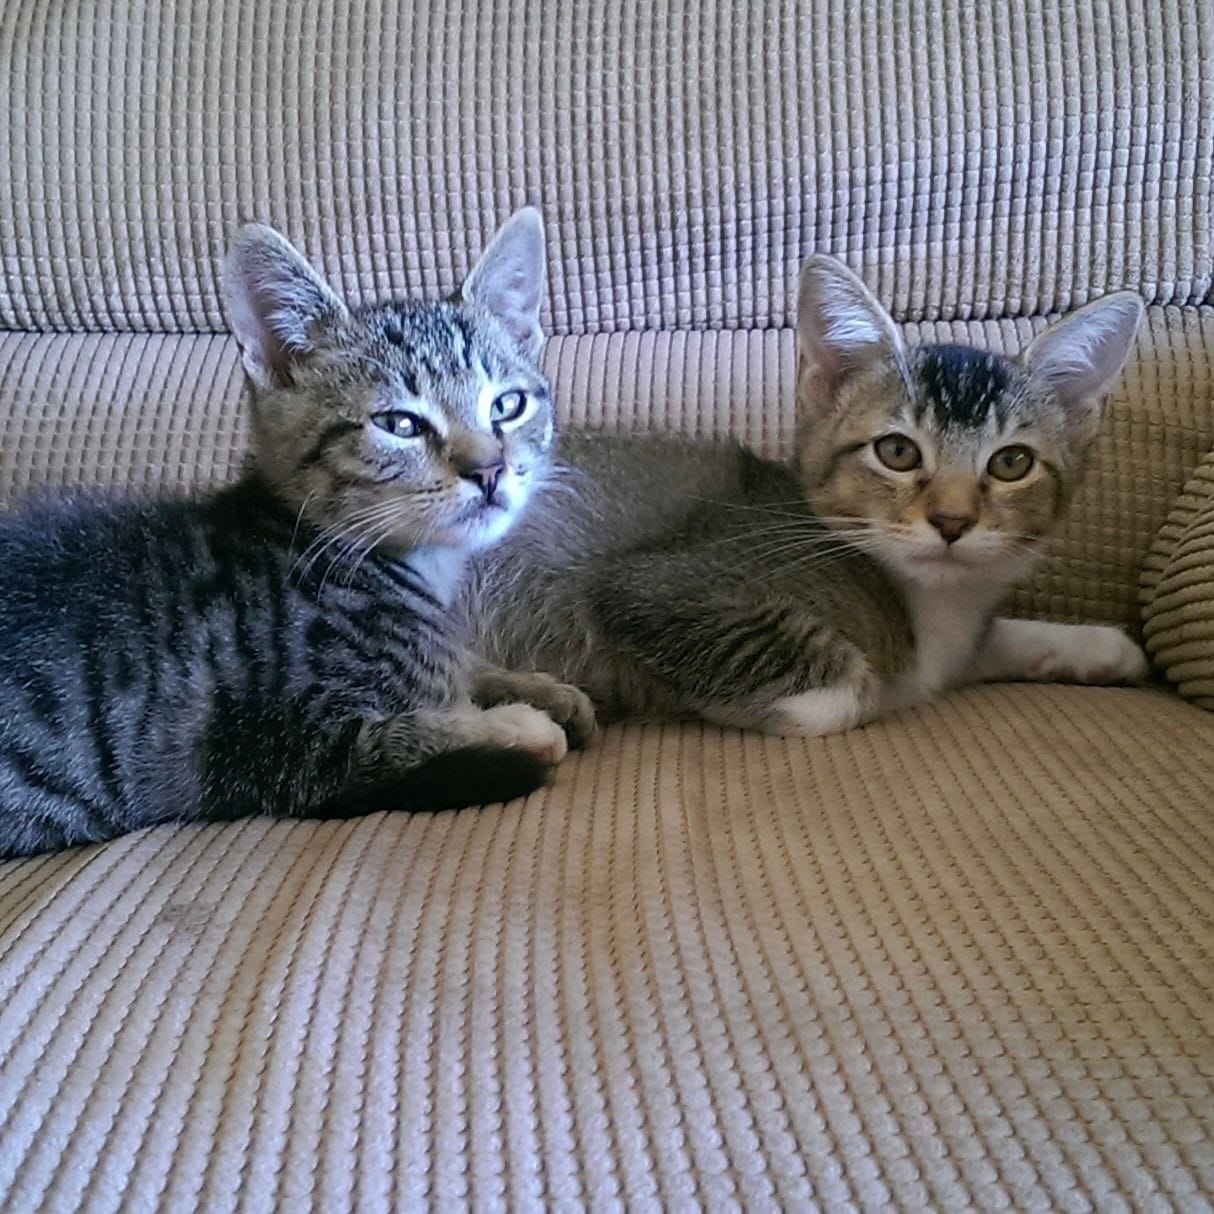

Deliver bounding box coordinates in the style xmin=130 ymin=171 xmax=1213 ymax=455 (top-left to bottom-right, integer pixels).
xmin=2 ymin=0 xmax=1211 ymax=336
xmin=1141 ymin=448 xmax=1214 ymax=708
xmin=1 ymin=685 xmax=1212 ymax=1212
xmin=4 ymin=0 xmax=1214 ymax=1209
xmin=4 ymin=307 xmax=1213 ymax=630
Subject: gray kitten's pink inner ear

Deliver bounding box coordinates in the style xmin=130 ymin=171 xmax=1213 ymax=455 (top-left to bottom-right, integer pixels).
xmin=796 ymin=255 xmax=908 ymax=402
xmin=461 ymin=207 xmax=547 ymax=359
xmin=222 ymin=224 xmax=348 ymax=390
xmin=1022 ymin=292 xmax=1145 ymax=408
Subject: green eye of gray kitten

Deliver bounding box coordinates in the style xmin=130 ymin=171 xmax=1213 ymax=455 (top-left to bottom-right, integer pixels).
xmin=987 ymin=445 xmax=1035 ymax=482
xmin=874 ymin=433 xmax=922 ymax=472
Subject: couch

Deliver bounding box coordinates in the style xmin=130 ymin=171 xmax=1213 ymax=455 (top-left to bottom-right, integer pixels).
xmin=1 ymin=0 xmax=1212 ymax=1209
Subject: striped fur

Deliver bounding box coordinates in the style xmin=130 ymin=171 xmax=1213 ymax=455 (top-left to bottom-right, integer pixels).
xmin=0 ymin=210 xmax=585 ymax=859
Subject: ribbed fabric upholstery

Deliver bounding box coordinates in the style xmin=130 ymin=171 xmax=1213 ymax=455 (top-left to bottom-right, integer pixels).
xmin=2 ymin=0 xmax=1210 ymax=334
xmin=2 ymin=686 xmax=1213 ymax=1212
xmin=1141 ymin=449 xmax=1214 ymax=707
xmin=3 ymin=1 xmax=1214 ymax=1210
xmin=4 ymin=308 xmax=1212 ymax=630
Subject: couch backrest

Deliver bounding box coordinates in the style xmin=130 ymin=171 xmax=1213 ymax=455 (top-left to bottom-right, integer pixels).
xmin=2 ymin=0 xmax=1210 ymax=336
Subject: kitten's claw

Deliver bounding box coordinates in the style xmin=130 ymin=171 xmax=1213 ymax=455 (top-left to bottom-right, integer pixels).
xmin=478 ymin=702 xmax=569 ymax=765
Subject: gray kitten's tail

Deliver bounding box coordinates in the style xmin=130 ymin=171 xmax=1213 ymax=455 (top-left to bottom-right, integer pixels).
xmin=318 ymin=745 xmax=552 ymax=818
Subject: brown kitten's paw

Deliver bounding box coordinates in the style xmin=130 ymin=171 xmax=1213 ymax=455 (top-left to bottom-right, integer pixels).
xmin=498 ymin=672 xmax=596 ymax=749
xmin=477 ymin=702 xmax=569 ymax=765
xmin=1028 ymin=625 xmax=1150 ymax=685
xmin=768 ymin=686 xmax=869 ymax=737
xmin=529 ymin=676 xmax=597 ymax=749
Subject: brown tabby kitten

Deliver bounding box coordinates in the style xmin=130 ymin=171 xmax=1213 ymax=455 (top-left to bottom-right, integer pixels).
xmin=466 ymin=256 xmax=1147 ymax=734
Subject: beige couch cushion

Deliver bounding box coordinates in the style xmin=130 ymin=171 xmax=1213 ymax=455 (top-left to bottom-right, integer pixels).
xmin=2 ymin=0 xmax=1209 ymax=336
xmin=1141 ymin=449 xmax=1214 ymax=706
xmin=2 ymin=685 xmax=1212 ymax=1209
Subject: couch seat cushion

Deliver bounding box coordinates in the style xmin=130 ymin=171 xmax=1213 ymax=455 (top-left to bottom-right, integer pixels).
xmin=1 ymin=684 xmax=1211 ymax=1211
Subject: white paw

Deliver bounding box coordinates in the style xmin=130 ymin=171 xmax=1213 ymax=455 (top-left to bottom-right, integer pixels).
xmin=1028 ymin=625 xmax=1150 ymax=685
xmin=770 ymin=686 xmax=867 ymax=737
xmin=479 ymin=702 xmax=569 ymax=764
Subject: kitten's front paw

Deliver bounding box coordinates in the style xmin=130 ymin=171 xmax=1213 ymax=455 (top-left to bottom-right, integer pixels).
xmin=1031 ymin=625 xmax=1150 ymax=685
xmin=520 ymin=674 xmax=597 ymax=749
xmin=478 ymin=702 xmax=569 ymax=765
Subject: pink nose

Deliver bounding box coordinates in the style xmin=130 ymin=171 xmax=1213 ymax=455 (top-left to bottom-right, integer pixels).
xmin=929 ymin=513 xmax=976 ymax=544
xmin=461 ymin=460 xmax=504 ymax=500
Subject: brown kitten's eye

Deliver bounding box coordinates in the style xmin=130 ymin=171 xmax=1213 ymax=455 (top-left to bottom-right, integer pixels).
xmin=873 ymin=434 xmax=923 ymax=472
xmin=372 ymin=411 xmax=427 ymax=439
xmin=490 ymin=390 xmax=528 ymax=425
xmin=987 ymin=445 xmax=1035 ymax=482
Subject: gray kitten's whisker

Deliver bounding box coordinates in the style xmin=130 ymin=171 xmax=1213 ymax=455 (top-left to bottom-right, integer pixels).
xmin=294 ymin=498 xmax=417 ymax=581
xmin=291 ymin=490 xmax=318 ymax=550
xmin=293 ymin=512 xmax=386 ymax=586
xmin=320 ymin=501 xmax=435 ymax=591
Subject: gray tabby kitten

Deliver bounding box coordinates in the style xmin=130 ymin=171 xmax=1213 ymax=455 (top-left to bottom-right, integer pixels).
xmin=467 ymin=255 xmax=1147 ymax=735
xmin=0 ymin=208 xmax=589 ymax=860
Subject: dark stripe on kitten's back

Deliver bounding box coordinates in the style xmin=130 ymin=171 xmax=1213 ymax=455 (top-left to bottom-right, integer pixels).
xmin=1 ymin=741 xmax=112 ymax=837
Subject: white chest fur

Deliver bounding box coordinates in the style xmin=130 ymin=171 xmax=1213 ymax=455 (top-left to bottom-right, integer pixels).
xmin=882 ymin=579 xmax=1002 ymax=712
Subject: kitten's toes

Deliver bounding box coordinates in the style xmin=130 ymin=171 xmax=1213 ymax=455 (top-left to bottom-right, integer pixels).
xmin=537 ymin=679 xmax=597 ymax=749
xmin=478 ymin=702 xmax=569 ymax=765
xmin=1038 ymin=626 xmax=1150 ymax=685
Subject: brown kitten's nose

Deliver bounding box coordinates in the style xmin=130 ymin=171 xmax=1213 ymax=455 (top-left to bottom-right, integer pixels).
xmin=929 ymin=512 xmax=976 ymax=544
xmin=460 ymin=460 xmax=505 ymax=501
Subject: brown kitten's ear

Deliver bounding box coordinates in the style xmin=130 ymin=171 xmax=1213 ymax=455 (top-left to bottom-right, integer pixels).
xmin=222 ymin=224 xmax=349 ymax=390
xmin=1020 ymin=292 xmax=1144 ymax=447
xmin=461 ymin=207 xmax=547 ymax=360
xmin=796 ymin=255 xmax=908 ymax=417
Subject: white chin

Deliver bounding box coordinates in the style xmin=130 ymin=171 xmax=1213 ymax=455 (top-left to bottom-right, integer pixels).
xmin=459 ymin=507 xmax=517 ymax=549
xmin=910 ymin=558 xmax=981 ymax=586
xmin=902 ymin=547 xmax=1033 ymax=587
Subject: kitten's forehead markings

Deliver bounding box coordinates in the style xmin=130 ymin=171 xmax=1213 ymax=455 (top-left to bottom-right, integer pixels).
xmin=449 ymin=311 xmax=476 ymax=371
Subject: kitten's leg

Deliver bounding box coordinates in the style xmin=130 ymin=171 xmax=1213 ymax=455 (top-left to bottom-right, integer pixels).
xmin=589 ymin=553 xmax=881 ymax=736
xmin=470 ymin=660 xmax=597 ymax=748
xmin=316 ymin=700 xmax=570 ymax=817
xmin=968 ymin=618 xmax=1150 ymax=685
xmin=193 ymin=699 xmax=569 ymax=826
xmin=359 ymin=700 xmax=570 ymax=769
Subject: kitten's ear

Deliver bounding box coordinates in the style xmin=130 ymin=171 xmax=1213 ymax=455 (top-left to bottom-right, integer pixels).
xmin=1021 ymin=292 xmax=1144 ymax=445
xmin=461 ymin=207 xmax=547 ymax=359
xmin=222 ymin=224 xmax=349 ymax=390
xmin=796 ymin=255 xmax=907 ymax=415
